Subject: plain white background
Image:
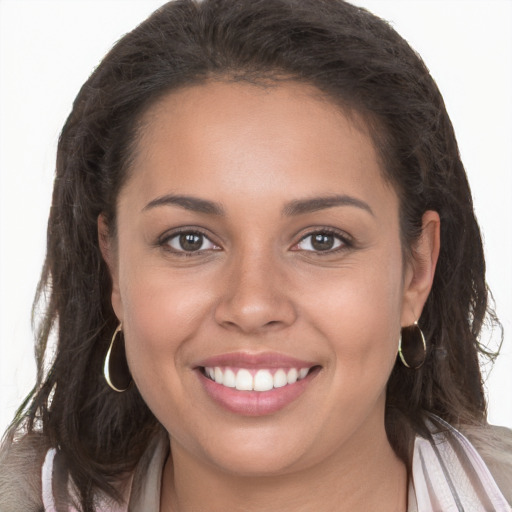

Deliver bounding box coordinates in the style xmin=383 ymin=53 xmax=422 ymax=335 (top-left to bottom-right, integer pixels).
xmin=0 ymin=0 xmax=511 ymax=435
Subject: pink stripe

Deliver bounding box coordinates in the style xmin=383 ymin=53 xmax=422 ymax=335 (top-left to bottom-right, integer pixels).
xmin=41 ymin=448 xmax=57 ymax=512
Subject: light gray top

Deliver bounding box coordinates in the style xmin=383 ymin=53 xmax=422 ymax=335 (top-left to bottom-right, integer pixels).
xmin=1 ymin=416 xmax=511 ymax=511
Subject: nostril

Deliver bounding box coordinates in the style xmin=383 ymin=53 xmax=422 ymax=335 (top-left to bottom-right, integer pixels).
xmin=214 ymin=297 xmax=297 ymax=334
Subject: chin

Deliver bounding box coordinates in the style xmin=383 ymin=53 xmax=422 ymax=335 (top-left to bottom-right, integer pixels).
xmin=174 ymin=420 xmax=317 ymax=477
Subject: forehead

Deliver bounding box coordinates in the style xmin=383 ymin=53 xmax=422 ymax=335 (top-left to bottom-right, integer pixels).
xmin=123 ymin=80 xmax=396 ymax=214
xmin=137 ymin=80 xmax=373 ymax=157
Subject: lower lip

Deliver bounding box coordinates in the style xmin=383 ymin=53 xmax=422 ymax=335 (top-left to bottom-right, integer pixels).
xmin=197 ymin=369 xmax=317 ymax=416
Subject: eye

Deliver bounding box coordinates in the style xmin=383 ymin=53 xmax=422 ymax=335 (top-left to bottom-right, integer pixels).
xmin=294 ymin=231 xmax=349 ymax=252
xmin=163 ymin=231 xmax=219 ymax=253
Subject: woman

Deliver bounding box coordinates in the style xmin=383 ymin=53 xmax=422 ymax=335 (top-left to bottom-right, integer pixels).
xmin=0 ymin=0 xmax=511 ymax=510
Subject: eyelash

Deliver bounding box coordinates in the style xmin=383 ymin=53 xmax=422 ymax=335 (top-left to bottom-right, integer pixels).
xmin=158 ymin=227 xmax=353 ymax=256
xmin=292 ymin=228 xmax=353 ymax=255
xmin=158 ymin=228 xmax=220 ymax=256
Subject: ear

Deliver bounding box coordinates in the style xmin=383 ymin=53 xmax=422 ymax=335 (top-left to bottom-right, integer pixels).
xmin=98 ymin=214 xmax=123 ymax=322
xmin=401 ymin=210 xmax=440 ymax=326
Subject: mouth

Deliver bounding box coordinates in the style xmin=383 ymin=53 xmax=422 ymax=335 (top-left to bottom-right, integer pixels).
xmin=201 ymin=366 xmax=314 ymax=391
xmin=194 ymin=353 xmax=321 ymax=416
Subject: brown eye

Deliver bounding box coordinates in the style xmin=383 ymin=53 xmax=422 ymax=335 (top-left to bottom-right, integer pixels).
xmin=311 ymin=233 xmax=335 ymax=251
xmin=180 ymin=233 xmax=203 ymax=251
xmin=295 ymin=232 xmax=345 ymax=252
xmin=165 ymin=231 xmax=218 ymax=252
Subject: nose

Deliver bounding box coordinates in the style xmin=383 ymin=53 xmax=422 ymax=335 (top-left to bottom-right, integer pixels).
xmin=214 ymin=250 xmax=297 ymax=334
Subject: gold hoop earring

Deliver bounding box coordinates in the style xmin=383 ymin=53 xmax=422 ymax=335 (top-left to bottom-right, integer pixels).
xmin=398 ymin=321 xmax=426 ymax=369
xmin=104 ymin=324 xmax=132 ymax=392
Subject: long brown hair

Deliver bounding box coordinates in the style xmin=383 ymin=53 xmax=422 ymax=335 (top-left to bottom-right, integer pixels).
xmin=3 ymin=0 xmax=501 ymax=509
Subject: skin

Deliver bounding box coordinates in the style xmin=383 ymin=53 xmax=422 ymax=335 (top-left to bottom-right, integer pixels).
xmin=100 ymin=81 xmax=440 ymax=511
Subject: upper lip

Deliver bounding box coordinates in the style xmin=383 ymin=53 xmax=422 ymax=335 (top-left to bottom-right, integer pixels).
xmin=195 ymin=351 xmax=318 ymax=369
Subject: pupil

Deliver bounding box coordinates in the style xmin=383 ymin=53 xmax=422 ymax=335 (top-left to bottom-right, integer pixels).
xmin=312 ymin=233 xmax=334 ymax=251
xmin=180 ymin=233 xmax=202 ymax=251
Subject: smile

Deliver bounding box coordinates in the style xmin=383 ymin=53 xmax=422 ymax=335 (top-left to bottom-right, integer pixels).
xmin=195 ymin=353 xmax=320 ymax=416
xmin=203 ymin=366 xmax=311 ymax=391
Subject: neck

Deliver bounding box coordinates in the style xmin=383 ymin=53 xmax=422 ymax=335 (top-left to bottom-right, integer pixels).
xmin=160 ymin=417 xmax=408 ymax=512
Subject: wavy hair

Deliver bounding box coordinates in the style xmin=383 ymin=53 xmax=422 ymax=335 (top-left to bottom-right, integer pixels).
xmin=3 ymin=0 xmax=500 ymax=509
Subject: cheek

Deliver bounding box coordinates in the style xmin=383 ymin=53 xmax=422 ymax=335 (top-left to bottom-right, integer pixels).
xmin=120 ymin=256 xmax=210 ymax=332
xmin=117 ymin=264 xmax=210 ymax=401
xmin=305 ymin=254 xmax=404 ymax=392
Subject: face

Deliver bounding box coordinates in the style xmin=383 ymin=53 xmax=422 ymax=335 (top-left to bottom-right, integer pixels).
xmin=103 ymin=81 xmax=437 ymax=477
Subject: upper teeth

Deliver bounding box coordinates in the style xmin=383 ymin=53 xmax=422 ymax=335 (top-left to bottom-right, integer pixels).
xmin=204 ymin=367 xmax=310 ymax=391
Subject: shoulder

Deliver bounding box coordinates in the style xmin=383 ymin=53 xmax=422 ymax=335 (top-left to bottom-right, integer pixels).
xmin=461 ymin=423 xmax=512 ymax=504
xmin=412 ymin=415 xmax=512 ymax=510
xmin=0 ymin=429 xmax=165 ymax=512
xmin=0 ymin=432 xmax=47 ymax=512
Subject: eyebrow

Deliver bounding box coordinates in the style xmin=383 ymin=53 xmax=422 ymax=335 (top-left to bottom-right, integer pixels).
xmin=143 ymin=194 xmax=225 ymax=215
xmin=142 ymin=193 xmax=374 ymax=217
xmin=282 ymin=195 xmax=374 ymax=217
